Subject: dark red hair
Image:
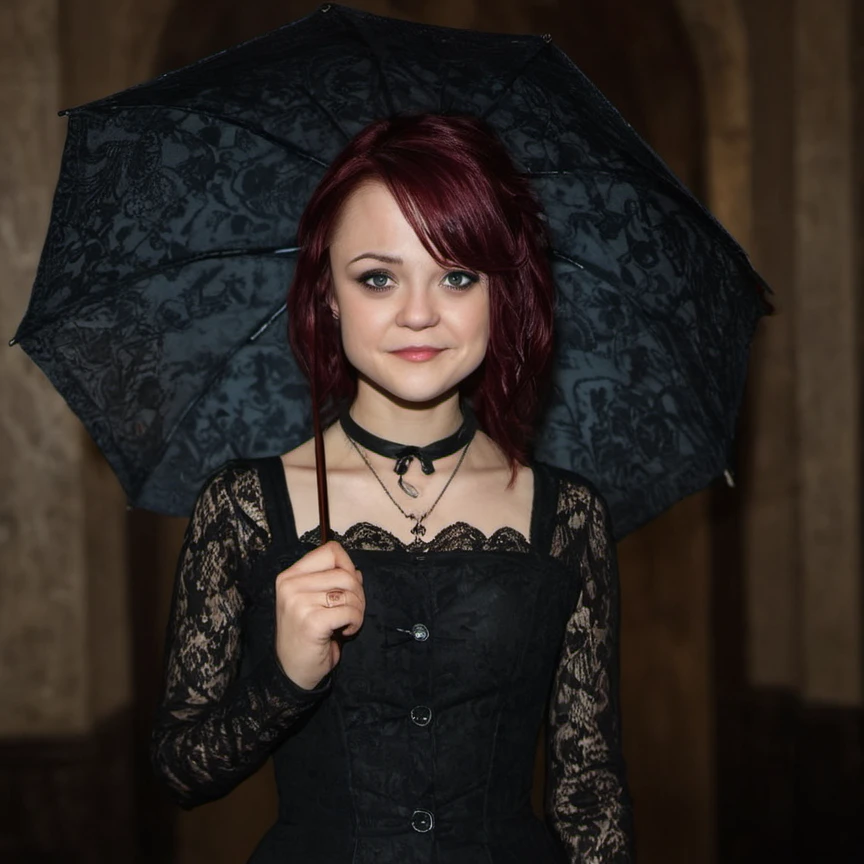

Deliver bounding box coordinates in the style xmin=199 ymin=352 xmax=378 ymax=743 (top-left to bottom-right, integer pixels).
xmin=288 ymin=113 xmax=555 ymax=470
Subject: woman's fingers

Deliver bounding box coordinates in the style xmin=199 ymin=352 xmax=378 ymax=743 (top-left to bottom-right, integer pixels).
xmin=273 ymin=542 xmax=366 ymax=688
xmin=313 ymin=602 xmax=365 ymax=637
xmin=276 ymin=566 xmax=365 ymax=636
xmin=285 ymin=540 xmax=360 ymax=580
xmin=277 ymin=567 xmax=365 ymax=602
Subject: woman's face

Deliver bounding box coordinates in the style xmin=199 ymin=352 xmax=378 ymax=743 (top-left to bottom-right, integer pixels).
xmin=328 ymin=180 xmax=490 ymax=406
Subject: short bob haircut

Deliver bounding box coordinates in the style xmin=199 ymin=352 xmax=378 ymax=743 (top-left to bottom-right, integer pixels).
xmin=288 ymin=113 xmax=555 ymax=471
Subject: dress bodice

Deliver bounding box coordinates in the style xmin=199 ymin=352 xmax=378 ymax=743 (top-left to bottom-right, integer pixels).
xmin=151 ymin=457 xmax=633 ymax=863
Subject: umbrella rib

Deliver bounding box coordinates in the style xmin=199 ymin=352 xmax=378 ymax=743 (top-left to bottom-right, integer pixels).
xmin=438 ymin=40 xmax=455 ymax=113
xmin=547 ymin=43 xmax=765 ymax=270
xmin=137 ymin=300 xmax=290 ymax=501
xmin=527 ymin=168 xmax=690 ymax=187
xmin=479 ymin=37 xmax=552 ymax=122
xmin=529 ymin=166 xmax=719 ymax=210
xmin=80 ymin=103 xmax=330 ymax=169
xmin=549 ymin=249 xmax=728 ymax=439
xmin=534 ymin=169 xmax=758 ymax=270
xmin=299 ymin=81 xmax=353 ymax=143
xmin=336 ymin=7 xmax=396 ymax=116
xmin=18 ymin=246 xmax=299 ymax=343
xmin=249 ymin=301 xmax=288 ymax=342
xmin=549 ymin=249 xmax=586 ymax=270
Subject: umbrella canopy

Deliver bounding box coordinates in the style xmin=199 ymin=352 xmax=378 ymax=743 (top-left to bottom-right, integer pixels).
xmin=13 ymin=2 xmax=769 ymax=538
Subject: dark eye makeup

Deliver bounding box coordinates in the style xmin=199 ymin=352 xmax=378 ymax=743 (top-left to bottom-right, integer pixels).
xmin=354 ymin=268 xmax=480 ymax=292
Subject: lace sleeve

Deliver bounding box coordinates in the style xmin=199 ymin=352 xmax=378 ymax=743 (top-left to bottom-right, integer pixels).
xmin=150 ymin=463 xmax=333 ymax=808
xmin=545 ymin=480 xmax=634 ymax=862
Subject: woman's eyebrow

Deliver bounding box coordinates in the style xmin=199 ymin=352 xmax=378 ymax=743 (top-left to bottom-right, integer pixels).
xmin=347 ymin=252 xmax=403 ymax=265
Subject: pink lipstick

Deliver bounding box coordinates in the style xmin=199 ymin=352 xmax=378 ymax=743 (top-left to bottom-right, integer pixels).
xmin=390 ymin=347 xmax=444 ymax=362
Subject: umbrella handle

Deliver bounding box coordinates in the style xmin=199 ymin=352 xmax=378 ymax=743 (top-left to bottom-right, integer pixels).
xmin=312 ymin=393 xmax=331 ymax=544
xmin=310 ymin=319 xmax=331 ymax=545
xmin=311 ymin=344 xmax=347 ymax=651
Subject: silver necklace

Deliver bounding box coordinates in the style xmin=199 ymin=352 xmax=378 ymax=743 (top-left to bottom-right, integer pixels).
xmin=347 ymin=435 xmax=472 ymax=541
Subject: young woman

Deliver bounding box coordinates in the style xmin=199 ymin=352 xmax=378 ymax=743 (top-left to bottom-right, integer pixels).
xmin=151 ymin=114 xmax=633 ymax=863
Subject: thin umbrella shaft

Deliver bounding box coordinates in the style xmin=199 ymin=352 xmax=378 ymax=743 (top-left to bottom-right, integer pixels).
xmin=312 ymin=321 xmax=331 ymax=545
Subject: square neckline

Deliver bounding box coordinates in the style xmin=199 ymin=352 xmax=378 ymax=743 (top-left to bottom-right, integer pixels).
xmin=267 ymin=456 xmax=553 ymax=554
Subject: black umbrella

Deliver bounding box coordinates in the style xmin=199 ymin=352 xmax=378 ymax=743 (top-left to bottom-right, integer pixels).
xmin=12 ymin=3 xmax=769 ymax=539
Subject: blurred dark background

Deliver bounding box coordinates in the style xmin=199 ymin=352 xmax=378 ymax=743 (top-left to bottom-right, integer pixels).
xmin=1 ymin=1 xmax=862 ymax=862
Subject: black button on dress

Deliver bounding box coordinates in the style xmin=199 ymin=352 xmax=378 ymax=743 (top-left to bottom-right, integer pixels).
xmin=410 ymin=705 xmax=432 ymax=727
xmin=151 ymin=457 xmax=633 ymax=863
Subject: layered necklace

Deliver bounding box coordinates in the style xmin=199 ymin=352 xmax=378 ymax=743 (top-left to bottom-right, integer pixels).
xmin=339 ymin=404 xmax=477 ymax=540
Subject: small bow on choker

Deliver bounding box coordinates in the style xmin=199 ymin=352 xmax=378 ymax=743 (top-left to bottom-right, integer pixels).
xmin=394 ymin=448 xmax=437 ymax=477
xmin=338 ymin=404 xmax=478 ymax=498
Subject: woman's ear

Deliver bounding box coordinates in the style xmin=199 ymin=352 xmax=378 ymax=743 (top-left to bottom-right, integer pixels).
xmin=326 ymin=278 xmax=340 ymax=321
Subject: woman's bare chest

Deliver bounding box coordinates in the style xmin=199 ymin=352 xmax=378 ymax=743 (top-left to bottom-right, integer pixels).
xmin=283 ymin=461 xmax=536 ymax=548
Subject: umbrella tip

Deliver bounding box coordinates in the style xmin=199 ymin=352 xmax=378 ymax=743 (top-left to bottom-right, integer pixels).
xmin=723 ymin=469 xmax=735 ymax=488
xmin=8 ymin=337 xmax=18 ymax=347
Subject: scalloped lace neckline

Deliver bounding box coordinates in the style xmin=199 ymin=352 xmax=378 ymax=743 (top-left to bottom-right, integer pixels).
xmin=297 ymin=519 xmax=532 ymax=553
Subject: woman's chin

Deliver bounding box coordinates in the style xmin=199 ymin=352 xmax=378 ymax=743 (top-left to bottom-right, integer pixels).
xmin=355 ymin=371 xmax=463 ymax=410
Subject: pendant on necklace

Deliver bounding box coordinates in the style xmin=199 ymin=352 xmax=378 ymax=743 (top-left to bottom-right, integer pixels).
xmin=411 ymin=522 xmax=427 ymax=538
xmin=398 ymin=476 xmax=420 ymax=498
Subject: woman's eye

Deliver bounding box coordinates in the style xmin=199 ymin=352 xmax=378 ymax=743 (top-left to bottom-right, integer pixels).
xmin=358 ymin=271 xmax=393 ymax=291
xmin=355 ymin=269 xmax=478 ymax=292
xmin=444 ymin=271 xmax=479 ymax=289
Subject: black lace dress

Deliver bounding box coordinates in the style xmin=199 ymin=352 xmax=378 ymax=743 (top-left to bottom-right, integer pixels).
xmin=151 ymin=457 xmax=633 ymax=863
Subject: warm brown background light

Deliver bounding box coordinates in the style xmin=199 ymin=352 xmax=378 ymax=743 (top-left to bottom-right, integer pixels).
xmin=1 ymin=1 xmax=861 ymax=863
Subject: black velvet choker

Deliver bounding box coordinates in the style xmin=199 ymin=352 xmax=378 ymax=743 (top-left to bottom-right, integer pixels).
xmin=339 ymin=404 xmax=477 ymax=496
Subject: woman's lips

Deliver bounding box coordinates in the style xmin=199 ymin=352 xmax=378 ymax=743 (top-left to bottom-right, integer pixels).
xmin=390 ymin=347 xmax=444 ymax=362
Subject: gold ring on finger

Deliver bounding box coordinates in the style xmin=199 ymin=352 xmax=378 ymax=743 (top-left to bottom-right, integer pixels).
xmin=325 ymin=590 xmax=344 ymax=607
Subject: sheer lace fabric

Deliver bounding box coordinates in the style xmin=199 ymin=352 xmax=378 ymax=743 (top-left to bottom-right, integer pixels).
xmin=544 ymin=480 xmax=633 ymax=860
xmin=298 ymin=521 xmax=532 ymax=553
xmin=151 ymin=460 xmax=633 ymax=862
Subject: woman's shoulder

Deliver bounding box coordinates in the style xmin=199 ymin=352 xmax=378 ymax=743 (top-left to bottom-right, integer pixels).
xmin=190 ymin=457 xmax=276 ymax=536
xmin=196 ymin=457 xmax=266 ymax=497
xmin=531 ymin=459 xmax=615 ymax=535
xmin=531 ymin=459 xmax=607 ymax=508
xmin=530 ymin=460 xmax=616 ymax=562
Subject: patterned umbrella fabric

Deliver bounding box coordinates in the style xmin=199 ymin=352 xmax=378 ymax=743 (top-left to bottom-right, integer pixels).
xmin=13 ymin=3 xmax=770 ymax=537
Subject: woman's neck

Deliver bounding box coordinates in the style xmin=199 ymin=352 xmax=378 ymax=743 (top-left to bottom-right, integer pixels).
xmin=348 ymin=384 xmax=464 ymax=446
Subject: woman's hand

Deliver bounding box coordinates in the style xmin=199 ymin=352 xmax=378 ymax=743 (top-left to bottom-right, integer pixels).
xmin=274 ymin=540 xmax=365 ymax=691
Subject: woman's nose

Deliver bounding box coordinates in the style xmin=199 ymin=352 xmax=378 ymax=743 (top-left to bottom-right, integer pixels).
xmin=395 ymin=286 xmax=440 ymax=330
